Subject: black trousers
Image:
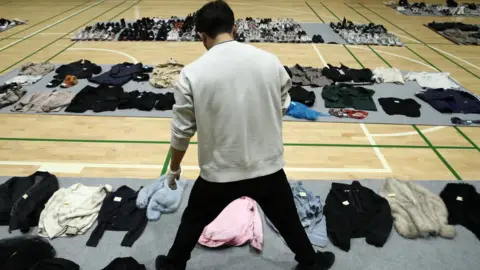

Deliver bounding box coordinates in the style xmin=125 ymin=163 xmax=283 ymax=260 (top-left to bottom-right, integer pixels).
xmin=167 ymin=169 xmax=316 ymax=269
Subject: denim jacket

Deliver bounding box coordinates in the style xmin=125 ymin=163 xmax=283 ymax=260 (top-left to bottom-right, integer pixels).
xmin=268 ymin=181 xmax=327 ymax=247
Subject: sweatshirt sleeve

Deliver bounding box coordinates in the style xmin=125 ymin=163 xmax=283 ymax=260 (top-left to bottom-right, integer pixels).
xmin=279 ymin=61 xmax=292 ymax=115
xmin=324 ymin=191 xmax=351 ymax=251
xmin=365 ymin=191 xmax=393 ymax=247
xmin=170 ymin=70 xmax=197 ymax=151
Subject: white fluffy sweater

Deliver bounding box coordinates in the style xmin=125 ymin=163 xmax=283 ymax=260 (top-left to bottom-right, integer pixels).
xmin=379 ymin=178 xmax=456 ymax=239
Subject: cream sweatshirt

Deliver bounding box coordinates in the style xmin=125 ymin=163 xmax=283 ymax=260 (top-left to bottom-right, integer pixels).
xmin=171 ymin=41 xmax=291 ymax=183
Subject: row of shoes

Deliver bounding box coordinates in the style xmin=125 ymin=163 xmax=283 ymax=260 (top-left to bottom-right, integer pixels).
xmin=0 ymin=18 xmax=27 ymax=32
xmin=331 ymin=19 xmax=388 ymax=35
xmin=312 ymin=35 xmax=324 ymax=43
xmin=235 ymin=18 xmax=311 ymax=43
xmin=331 ymin=18 xmax=403 ymax=46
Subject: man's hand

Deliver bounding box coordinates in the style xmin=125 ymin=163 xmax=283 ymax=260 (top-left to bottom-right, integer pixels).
xmin=167 ymin=167 xmax=181 ymax=190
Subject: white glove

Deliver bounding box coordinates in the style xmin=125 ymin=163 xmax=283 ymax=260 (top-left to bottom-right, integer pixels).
xmin=166 ymin=167 xmax=181 ymax=190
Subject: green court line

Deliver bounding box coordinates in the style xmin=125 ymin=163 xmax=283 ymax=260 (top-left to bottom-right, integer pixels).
xmin=161 ymin=148 xmax=171 ymax=175
xmin=0 ymin=0 xmax=131 ymax=74
xmin=359 ymin=4 xmax=480 ymax=80
xmin=0 ymin=137 xmax=475 ymax=149
xmin=0 ymin=0 xmax=105 ymax=52
xmin=454 ymin=127 xmax=480 ymax=152
xmin=404 ymin=46 xmax=441 ymax=72
xmin=319 ymin=2 xmax=341 ymax=21
xmin=368 ymin=45 xmax=392 ymax=67
xmin=305 ymin=1 xmax=325 ymax=23
xmin=343 ymin=44 xmax=365 ymax=68
xmin=413 ymin=125 xmax=462 ymax=180
xmin=0 ymin=0 xmax=91 ymax=41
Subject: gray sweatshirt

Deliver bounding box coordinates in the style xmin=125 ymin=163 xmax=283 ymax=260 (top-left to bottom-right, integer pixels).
xmin=171 ymin=41 xmax=291 ymax=183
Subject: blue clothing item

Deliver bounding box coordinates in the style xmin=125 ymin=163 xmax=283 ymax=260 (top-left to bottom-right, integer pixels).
xmin=136 ymin=175 xmax=188 ymax=221
xmin=286 ymin=101 xmax=329 ymax=121
xmin=267 ymin=181 xmax=328 ymax=247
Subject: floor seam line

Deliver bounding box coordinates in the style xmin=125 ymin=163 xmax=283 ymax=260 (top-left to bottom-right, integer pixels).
xmin=413 ymin=125 xmax=462 ymax=181
xmin=305 ymin=1 xmax=325 ymax=23
xmin=453 ymin=127 xmax=480 ymax=152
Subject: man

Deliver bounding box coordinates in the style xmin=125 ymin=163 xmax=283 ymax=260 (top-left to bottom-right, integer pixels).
xmin=156 ymin=1 xmax=335 ymax=269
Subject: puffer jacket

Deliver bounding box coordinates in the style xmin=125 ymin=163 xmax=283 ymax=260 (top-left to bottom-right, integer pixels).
xmin=379 ymin=178 xmax=456 ymax=239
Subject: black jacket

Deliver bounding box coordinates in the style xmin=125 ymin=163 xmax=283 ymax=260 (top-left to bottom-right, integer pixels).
xmin=288 ymin=86 xmax=316 ymax=107
xmin=440 ymin=183 xmax=480 ymax=240
xmin=324 ymin=181 xmax=393 ymax=251
xmin=89 ymin=63 xmax=144 ymax=86
xmin=65 ymin=84 xmax=125 ymax=113
xmin=31 ymin=258 xmax=80 ymax=270
xmin=86 ymin=185 xmax=147 ymax=247
xmin=0 ymin=171 xmax=59 ymax=232
xmin=322 ymin=84 xmax=377 ymax=111
xmin=0 ymin=236 xmax=55 ymax=270
xmin=415 ymin=89 xmax=480 ymax=114
xmin=322 ymin=64 xmax=373 ymax=84
xmin=101 ymin=257 xmax=146 ymax=270
xmin=54 ymin=59 xmax=102 ymax=80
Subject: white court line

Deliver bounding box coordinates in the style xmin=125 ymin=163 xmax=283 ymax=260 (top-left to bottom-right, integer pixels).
xmin=0 ymin=0 xmax=104 ymax=52
xmin=311 ymin=43 xmax=392 ymax=172
xmin=67 ymin=48 xmax=139 ymax=63
xmin=371 ymin=126 xmax=445 ymax=137
xmin=182 ymin=166 xmax=390 ymax=173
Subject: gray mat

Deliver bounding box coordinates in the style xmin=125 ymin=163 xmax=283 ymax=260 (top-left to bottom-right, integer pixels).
xmin=299 ymin=23 xmax=346 ymax=44
xmin=1 ymin=65 xmax=480 ymax=126
xmin=0 ymin=176 xmax=479 ymax=270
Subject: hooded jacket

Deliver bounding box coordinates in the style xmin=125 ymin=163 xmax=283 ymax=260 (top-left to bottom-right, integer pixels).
xmin=379 ymin=178 xmax=456 ymax=239
xmin=324 ymin=181 xmax=393 ymax=251
xmin=0 ymin=171 xmax=59 ymax=232
xmin=440 ymin=183 xmax=480 ymax=240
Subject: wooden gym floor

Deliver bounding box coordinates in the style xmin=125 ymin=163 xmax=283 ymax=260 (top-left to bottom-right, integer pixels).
xmin=0 ymin=0 xmax=479 ymax=181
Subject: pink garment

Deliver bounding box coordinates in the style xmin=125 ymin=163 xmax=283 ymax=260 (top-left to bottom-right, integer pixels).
xmin=198 ymin=197 xmax=263 ymax=251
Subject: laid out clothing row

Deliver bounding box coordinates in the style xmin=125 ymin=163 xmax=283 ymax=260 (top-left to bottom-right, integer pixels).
xmin=64 ymin=84 xmax=175 ymax=113
xmin=330 ymin=18 xmax=403 ymax=46
xmin=324 ymin=179 xmax=480 ymax=251
xmin=427 ymin=21 xmax=480 ymax=45
xmin=393 ymin=1 xmax=480 ymax=16
xmin=0 ymin=18 xmax=27 ymax=32
xmin=0 ymin=235 xmax=146 ymax=270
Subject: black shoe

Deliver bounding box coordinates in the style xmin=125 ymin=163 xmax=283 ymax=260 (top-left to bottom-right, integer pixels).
xmin=156 ymin=255 xmax=177 ymax=270
xmin=295 ymin=251 xmax=335 ymax=270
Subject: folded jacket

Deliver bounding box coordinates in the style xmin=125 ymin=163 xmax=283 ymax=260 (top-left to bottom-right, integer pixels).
xmin=322 ymin=83 xmax=377 ymax=111
xmin=12 ymin=90 xmax=76 ymax=113
xmin=0 ymin=83 xmax=26 ymax=109
xmin=136 ymin=175 xmax=187 ymax=221
xmin=19 ymin=62 xmax=55 ymax=77
xmin=379 ymin=178 xmax=455 ymax=239
xmin=415 ymin=89 xmax=480 ymax=114
xmin=198 ymin=196 xmax=263 ymax=251
xmin=267 ymin=181 xmax=328 ymax=247
xmin=38 ymin=184 xmax=113 ymax=239
xmin=65 ymin=84 xmax=125 ymax=113
xmin=440 ymin=183 xmax=480 ymax=240
xmin=288 ymin=85 xmax=316 ymax=106
xmin=322 ymin=63 xmax=374 ymax=84
xmin=54 ymin=59 xmax=102 ymax=80
xmin=89 ymin=62 xmax=144 ymax=86
xmin=155 ymin=92 xmax=175 ymax=110
xmin=324 ymin=181 xmax=393 ymax=251
xmin=378 ymin=97 xmax=421 ymax=117
xmin=0 ymin=171 xmax=59 ymax=233
xmin=5 ymin=75 xmax=42 ymax=86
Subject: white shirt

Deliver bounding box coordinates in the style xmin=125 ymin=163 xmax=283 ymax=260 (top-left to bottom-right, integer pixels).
xmin=404 ymin=72 xmax=459 ymax=89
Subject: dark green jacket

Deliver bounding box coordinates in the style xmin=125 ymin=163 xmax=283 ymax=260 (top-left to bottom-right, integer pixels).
xmin=321 ymin=84 xmax=377 ymax=111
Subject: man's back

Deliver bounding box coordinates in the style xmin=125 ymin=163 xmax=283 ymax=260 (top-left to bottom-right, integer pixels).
xmin=171 ymin=41 xmax=291 ymax=183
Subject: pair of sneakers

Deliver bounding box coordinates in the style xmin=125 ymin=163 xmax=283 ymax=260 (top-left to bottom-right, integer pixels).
xmin=155 ymin=251 xmax=335 ymax=270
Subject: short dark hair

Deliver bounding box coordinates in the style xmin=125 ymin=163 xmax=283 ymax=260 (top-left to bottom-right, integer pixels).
xmin=195 ymin=0 xmax=235 ymax=38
